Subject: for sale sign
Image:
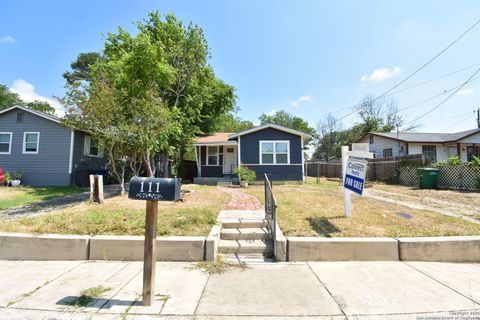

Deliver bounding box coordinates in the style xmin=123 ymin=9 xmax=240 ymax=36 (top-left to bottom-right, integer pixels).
xmin=343 ymin=158 xmax=368 ymax=195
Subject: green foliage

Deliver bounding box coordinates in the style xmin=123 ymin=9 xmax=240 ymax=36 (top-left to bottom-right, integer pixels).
xmin=13 ymin=170 xmax=23 ymax=180
xmin=0 ymin=84 xmax=23 ymax=110
xmin=25 ymin=100 xmax=55 ymax=114
xmin=437 ymin=156 xmax=461 ymax=167
xmin=259 ymin=110 xmax=317 ymax=145
xmin=4 ymin=171 xmax=11 ymax=183
xmin=235 ymin=166 xmax=256 ymax=182
xmin=213 ymin=113 xmax=255 ymax=132
xmin=63 ymin=52 xmax=103 ymax=85
xmin=469 ymin=156 xmax=480 ymax=168
xmin=68 ymin=286 xmax=111 ymax=307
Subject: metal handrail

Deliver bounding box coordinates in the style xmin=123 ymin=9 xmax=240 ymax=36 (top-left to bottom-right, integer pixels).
xmin=264 ymin=173 xmax=277 ymax=259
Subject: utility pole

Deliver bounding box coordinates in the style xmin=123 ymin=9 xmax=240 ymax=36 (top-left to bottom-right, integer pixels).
xmin=476 ymin=107 xmax=480 ymax=129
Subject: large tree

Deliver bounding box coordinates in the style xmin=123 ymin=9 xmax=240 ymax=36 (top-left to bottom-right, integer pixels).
xmin=62 ymin=11 xmax=235 ymax=180
xmin=25 ymin=100 xmax=56 ymax=114
xmin=63 ymin=52 xmax=103 ymax=85
xmin=0 ymin=84 xmax=23 ymax=110
xmin=214 ymin=113 xmax=255 ymax=133
xmin=259 ymin=110 xmax=317 ymax=144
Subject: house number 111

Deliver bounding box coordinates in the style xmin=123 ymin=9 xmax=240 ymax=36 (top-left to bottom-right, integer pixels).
xmin=140 ymin=181 xmax=160 ymax=193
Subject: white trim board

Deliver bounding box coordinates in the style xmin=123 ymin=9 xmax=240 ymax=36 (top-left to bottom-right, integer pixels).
xmin=68 ymin=130 xmax=74 ymax=174
xmin=22 ymin=132 xmax=40 ymax=154
xmin=0 ymin=105 xmax=62 ymax=124
xmin=0 ymin=132 xmax=12 ymax=154
xmin=229 ymin=123 xmax=312 ymax=139
xmin=259 ymin=140 xmax=290 ymax=165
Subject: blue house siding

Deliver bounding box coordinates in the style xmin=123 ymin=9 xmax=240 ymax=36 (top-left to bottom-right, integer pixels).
xmin=240 ymin=128 xmax=303 ymax=181
xmin=199 ymin=146 xmax=223 ymax=177
xmin=0 ymin=109 xmax=72 ymax=186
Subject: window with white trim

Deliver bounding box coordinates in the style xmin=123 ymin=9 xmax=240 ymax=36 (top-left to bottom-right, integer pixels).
xmin=0 ymin=132 xmax=12 ymax=154
xmin=84 ymin=136 xmax=103 ymax=157
xmin=260 ymin=141 xmax=289 ymax=164
xmin=207 ymin=146 xmax=218 ymax=165
xmin=23 ymin=132 xmax=39 ymax=154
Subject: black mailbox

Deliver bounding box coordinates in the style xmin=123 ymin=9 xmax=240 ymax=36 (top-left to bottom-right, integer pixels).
xmin=128 ymin=176 xmax=182 ymax=201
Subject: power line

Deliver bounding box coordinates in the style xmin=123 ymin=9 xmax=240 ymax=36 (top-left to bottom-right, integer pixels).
xmin=384 ymin=62 xmax=480 ymax=97
xmin=440 ymin=113 xmax=474 ymax=131
xmin=377 ymin=18 xmax=480 ymax=98
xmin=403 ymin=66 xmax=480 ymax=126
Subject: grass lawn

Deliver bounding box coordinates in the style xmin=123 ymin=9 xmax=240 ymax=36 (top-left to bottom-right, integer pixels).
xmin=242 ymin=178 xmax=480 ymax=237
xmin=0 ymin=185 xmax=85 ymax=210
xmin=0 ymin=184 xmax=229 ymax=236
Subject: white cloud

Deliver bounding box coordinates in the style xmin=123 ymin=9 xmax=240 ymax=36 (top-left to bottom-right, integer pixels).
xmin=299 ymin=95 xmax=312 ymax=102
xmin=291 ymin=95 xmax=313 ymax=107
xmin=10 ymin=79 xmax=62 ymax=112
xmin=457 ymin=88 xmax=474 ymax=95
xmin=0 ymin=36 xmax=15 ymax=44
xmin=360 ymin=66 xmax=402 ymax=82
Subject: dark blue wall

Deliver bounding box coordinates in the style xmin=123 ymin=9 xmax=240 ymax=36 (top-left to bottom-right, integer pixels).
xmin=240 ymin=128 xmax=303 ymax=181
xmin=199 ymin=145 xmax=223 ymax=177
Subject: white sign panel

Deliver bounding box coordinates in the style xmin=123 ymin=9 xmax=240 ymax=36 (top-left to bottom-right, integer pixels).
xmin=352 ymin=143 xmax=369 ymax=153
xmin=343 ymin=158 xmax=368 ymax=196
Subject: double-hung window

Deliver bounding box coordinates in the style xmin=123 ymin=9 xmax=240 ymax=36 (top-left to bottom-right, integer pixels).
xmin=260 ymin=141 xmax=289 ymax=164
xmin=207 ymin=146 xmax=218 ymax=165
xmin=382 ymin=148 xmax=393 ymax=157
xmin=84 ymin=136 xmax=103 ymax=157
xmin=0 ymin=132 xmax=12 ymax=154
xmin=422 ymin=145 xmax=437 ymax=163
xmin=23 ymin=132 xmax=39 ymax=154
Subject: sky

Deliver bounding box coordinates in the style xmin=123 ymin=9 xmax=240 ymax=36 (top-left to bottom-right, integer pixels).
xmin=1 ymin=0 xmax=480 ymax=133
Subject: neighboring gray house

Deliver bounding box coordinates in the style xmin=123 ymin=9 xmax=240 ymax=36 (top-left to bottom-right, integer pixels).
xmin=0 ymin=105 xmax=108 ymax=186
xmin=192 ymin=123 xmax=311 ymax=182
xmin=357 ymin=129 xmax=480 ymax=163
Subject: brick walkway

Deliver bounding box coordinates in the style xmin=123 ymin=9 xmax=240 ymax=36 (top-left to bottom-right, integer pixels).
xmin=218 ymin=186 xmax=263 ymax=210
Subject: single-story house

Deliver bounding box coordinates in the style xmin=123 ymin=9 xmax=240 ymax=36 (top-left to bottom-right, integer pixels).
xmin=357 ymin=129 xmax=480 ymax=163
xmin=0 ymin=105 xmax=108 ymax=186
xmin=192 ymin=123 xmax=311 ymax=182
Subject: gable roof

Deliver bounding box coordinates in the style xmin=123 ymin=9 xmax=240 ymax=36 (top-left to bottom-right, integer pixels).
xmin=359 ymin=129 xmax=480 ymax=144
xmin=0 ymin=105 xmax=62 ymax=124
xmin=229 ymin=123 xmax=312 ymax=139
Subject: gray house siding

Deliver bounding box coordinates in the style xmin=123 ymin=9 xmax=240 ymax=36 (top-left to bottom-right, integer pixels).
xmin=358 ymin=134 xmax=407 ymax=158
xmin=240 ymin=128 xmax=303 ymax=181
xmin=0 ymin=109 xmax=71 ymax=186
xmin=71 ymin=131 xmax=108 ymax=185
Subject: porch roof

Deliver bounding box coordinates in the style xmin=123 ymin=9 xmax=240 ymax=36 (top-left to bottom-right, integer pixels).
xmin=193 ymin=132 xmax=237 ymax=146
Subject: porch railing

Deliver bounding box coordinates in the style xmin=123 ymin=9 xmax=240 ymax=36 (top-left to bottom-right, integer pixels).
xmin=264 ymin=173 xmax=277 ymax=259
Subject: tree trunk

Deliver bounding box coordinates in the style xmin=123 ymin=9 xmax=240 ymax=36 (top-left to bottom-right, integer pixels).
xmin=143 ymin=150 xmax=154 ymax=177
xmin=162 ymin=150 xmax=169 ymax=178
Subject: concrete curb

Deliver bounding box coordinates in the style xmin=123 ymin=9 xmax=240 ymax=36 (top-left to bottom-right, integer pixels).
xmin=0 ymin=232 xmax=90 ymax=260
xmin=205 ymin=225 xmax=221 ymax=261
xmin=287 ymin=237 xmax=399 ymax=261
xmin=398 ymin=236 xmax=480 ymax=262
xmin=275 ymin=222 xmax=287 ymax=262
xmin=90 ymin=235 xmax=205 ymax=261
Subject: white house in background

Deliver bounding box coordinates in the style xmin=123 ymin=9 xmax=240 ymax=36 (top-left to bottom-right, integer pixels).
xmin=357 ymin=129 xmax=480 ymax=163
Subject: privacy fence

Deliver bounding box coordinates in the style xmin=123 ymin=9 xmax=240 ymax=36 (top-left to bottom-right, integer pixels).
xmin=307 ymin=155 xmax=480 ymax=191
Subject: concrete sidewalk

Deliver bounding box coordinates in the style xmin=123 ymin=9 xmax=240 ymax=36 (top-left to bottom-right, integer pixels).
xmin=0 ymin=260 xmax=479 ymax=319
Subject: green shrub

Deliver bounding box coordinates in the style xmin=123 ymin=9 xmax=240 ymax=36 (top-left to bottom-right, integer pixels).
xmin=437 ymin=156 xmax=461 ymax=167
xmin=235 ymin=166 xmax=256 ymax=182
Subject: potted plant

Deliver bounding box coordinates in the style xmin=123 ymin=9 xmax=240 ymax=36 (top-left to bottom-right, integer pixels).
xmin=235 ymin=166 xmax=256 ymax=188
xmin=11 ymin=170 xmax=23 ymax=187
xmin=4 ymin=171 xmax=12 ymax=187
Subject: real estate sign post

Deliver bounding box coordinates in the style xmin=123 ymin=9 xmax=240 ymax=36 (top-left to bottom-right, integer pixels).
xmin=341 ymin=145 xmax=374 ymax=217
xmin=128 ymin=177 xmax=182 ymax=306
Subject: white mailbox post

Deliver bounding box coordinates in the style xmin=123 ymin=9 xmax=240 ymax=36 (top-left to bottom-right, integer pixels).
xmin=341 ymin=144 xmax=374 ymax=217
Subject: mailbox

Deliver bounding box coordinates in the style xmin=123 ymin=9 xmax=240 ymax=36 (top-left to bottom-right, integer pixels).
xmin=128 ymin=176 xmax=182 ymax=201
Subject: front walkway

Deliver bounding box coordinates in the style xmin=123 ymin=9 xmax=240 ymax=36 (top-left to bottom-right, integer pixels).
xmin=0 ymin=260 xmax=479 ymax=319
xmin=217 ymin=186 xmax=263 ymax=211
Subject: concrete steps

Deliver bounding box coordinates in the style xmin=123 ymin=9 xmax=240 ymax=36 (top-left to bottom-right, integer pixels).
xmin=221 ymin=227 xmax=269 ymax=240
xmin=220 ymin=219 xmax=268 ymax=229
xmin=218 ymin=239 xmax=274 ymax=255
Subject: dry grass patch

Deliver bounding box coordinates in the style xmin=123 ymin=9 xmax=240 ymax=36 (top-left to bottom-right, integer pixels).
xmin=0 ymin=184 xmax=229 ymax=236
xmin=0 ymin=186 xmax=85 ymax=210
xmin=242 ymin=179 xmax=480 ymax=237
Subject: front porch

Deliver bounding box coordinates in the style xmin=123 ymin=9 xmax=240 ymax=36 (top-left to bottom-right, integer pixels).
xmin=193 ymin=133 xmax=239 ymax=179
xmin=193 ymin=175 xmax=238 ymax=186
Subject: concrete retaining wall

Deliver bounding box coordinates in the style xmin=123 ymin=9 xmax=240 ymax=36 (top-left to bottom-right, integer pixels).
xmin=287 ymin=237 xmax=399 ymax=261
xmin=398 ymin=236 xmax=480 ymax=262
xmin=0 ymin=233 xmax=89 ymax=260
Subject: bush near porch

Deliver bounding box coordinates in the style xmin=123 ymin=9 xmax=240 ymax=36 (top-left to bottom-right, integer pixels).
xmin=242 ymin=178 xmax=480 ymax=237
xmin=0 ymin=185 xmax=229 ymax=236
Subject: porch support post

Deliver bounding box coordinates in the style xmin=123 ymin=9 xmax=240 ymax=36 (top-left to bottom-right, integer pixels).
xmin=301 ymin=136 xmax=305 ymax=182
xmin=237 ymin=136 xmax=241 ymax=167
xmin=457 ymin=143 xmax=461 ymax=158
xmin=195 ymin=146 xmax=201 ymax=177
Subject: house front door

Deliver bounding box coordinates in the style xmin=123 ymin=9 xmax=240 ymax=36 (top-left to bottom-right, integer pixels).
xmin=223 ymin=146 xmax=237 ymax=174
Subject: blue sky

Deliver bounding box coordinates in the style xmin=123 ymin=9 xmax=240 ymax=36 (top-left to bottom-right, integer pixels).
xmin=1 ymin=0 xmax=479 ymax=133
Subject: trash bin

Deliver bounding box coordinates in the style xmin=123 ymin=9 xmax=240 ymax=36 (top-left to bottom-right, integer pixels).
xmin=417 ymin=168 xmax=439 ymax=189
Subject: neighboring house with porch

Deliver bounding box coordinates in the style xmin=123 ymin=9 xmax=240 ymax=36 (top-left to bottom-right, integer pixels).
xmin=357 ymin=129 xmax=480 ymax=163
xmin=192 ymin=123 xmax=311 ymax=183
xmin=0 ymin=105 xmax=108 ymax=186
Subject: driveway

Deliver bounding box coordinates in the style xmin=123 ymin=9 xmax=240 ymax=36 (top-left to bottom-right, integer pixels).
xmin=0 ymin=260 xmax=479 ymax=319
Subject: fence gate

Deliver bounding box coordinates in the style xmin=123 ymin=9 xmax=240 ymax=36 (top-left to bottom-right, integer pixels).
xmin=264 ymin=173 xmax=277 ymax=260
